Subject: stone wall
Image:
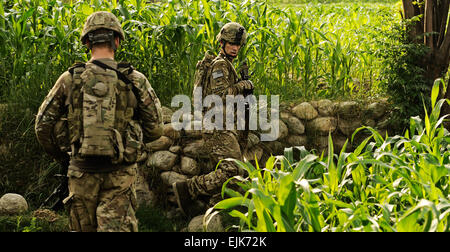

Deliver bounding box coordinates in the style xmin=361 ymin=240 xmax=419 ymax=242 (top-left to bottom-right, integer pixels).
xmin=136 ymin=98 xmax=392 ymax=213
xmin=277 ymin=98 xmax=391 ymax=154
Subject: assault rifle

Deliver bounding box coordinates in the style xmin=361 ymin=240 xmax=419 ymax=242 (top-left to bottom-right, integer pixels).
xmin=239 ymin=60 xmax=253 ymax=143
xmin=39 ymin=160 xmax=69 ymax=211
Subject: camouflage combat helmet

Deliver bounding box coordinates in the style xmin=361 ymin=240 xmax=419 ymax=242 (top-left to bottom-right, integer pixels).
xmin=216 ymin=22 xmax=247 ymax=46
xmin=80 ymin=11 xmax=125 ymax=45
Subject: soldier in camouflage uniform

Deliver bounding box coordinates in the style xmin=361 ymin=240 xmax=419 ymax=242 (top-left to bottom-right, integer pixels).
xmin=35 ymin=11 xmax=163 ymax=232
xmin=173 ymin=22 xmax=254 ymax=216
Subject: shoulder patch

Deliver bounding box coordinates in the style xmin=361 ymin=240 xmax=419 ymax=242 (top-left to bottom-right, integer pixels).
xmin=212 ymin=70 xmax=224 ymax=80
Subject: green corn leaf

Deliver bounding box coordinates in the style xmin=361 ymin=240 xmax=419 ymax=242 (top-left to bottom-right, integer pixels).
xmin=397 ymin=211 xmax=421 ymax=232
xmin=409 ymin=116 xmax=424 ymax=136
xmin=0 ymin=0 xmax=3 ymax=17
xmin=228 ymin=210 xmax=250 ymax=227
xmin=397 ymin=200 xmax=440 ymax=232
xmin=284 ymin=147 xmax=294 ymax=165
xmin=326 ymin=133 xmax=339 ymax=195
xmin=336 ymin=139 xmax=350 ymax=180
xmin=214 ymin=196 xmax=250 ymax=210
xmin=273 ymin=205 xmax=295 ymax=232
xmin=265 ymin=155 xmax=275 ymax=171
xmin=325 ymin=199 xmax=354 ymax=209
xmin=307 ymin=203 xmax=322 ymax=232
xmin=277 ymin=173 xmax=294 ymax=205
xmin=431 ymin=78 xmax=443 ymax=110
xmin=292 ymin=154 xmax=318 ymax=181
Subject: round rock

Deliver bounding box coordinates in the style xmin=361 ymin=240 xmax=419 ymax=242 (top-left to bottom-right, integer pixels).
xmin=147 ymin=150 xmax=178 ymax=171
xmin=0 ymin=193 xmax=28 ymax=215
xmin=188 ymin=214 xmax=224 ymax=232
xmin=180 ymin=156 xmax=200 ymax=176
xmin=292 ymin=102 xmax=318 ymax=120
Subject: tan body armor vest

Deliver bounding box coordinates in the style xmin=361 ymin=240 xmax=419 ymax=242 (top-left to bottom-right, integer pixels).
xmin=68 ymin=61 xmax=142 ymax=164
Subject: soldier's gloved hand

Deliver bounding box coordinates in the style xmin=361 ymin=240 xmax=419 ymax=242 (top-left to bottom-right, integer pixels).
xmin=236 ymin=80 xmax=254 ymax=94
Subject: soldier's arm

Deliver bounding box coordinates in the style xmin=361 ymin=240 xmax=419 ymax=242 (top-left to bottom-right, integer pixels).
xmin=209 ymin=61 xmax=252 ymax=98
xmin=130 ymin=71 xmax=163 ymax=143
xmin=35 ymin=72 xmax=70 ymax=162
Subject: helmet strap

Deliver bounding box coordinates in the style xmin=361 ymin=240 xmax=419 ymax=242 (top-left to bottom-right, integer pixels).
xmin=111 ymin=39 xmax=117 ymax=52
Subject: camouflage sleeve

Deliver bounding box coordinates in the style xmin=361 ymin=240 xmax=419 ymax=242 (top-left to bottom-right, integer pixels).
xmin=129 ymin=71 xmax=163 ymax=143
xmin=35 ymin=71 xmax=71 ymax=162
xmin=208 ymin=60 xmax=242 ymax=99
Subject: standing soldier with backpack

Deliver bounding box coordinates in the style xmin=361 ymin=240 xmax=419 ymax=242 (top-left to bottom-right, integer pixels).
xmin=173 ymin=22 xmax=254 ymax=217
xmin=35 ymin=11 xmax=163 ymax=232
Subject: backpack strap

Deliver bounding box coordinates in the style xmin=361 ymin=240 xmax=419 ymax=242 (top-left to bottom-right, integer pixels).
xmin=118 ymin=62 xmax=134 ymax=74
xmin=68 ymin=62 xmax=86 ymax=75
xmin=67 ymin=62 xmax=86 ymax=146
xmin=193 ymin=51 xmax=217 ymax=99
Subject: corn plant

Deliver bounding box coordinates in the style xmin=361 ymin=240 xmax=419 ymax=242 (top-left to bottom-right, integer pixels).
xmin=206 ymin=79 xmax=450 ymax=232
xmin=0 ymin=0 xmax=404 ymax=208
xmin=0 ymin=0 xmax=399 ymax=108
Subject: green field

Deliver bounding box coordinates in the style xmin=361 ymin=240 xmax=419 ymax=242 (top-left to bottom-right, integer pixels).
xmin=207 ymin=80 xmax=450 ymax=232
xmin=0 ymin=0 xmax=401 ymax=108
xmin=1 ymin=0 xmax=449 ymax=232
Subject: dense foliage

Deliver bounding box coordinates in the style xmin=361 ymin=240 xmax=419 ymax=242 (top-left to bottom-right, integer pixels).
xmin=377 ymin=19 xmax=432 ymax=132
xmin=0 ymin=0 xmax=401 ymax=209
xmin=207 ymin=80 xmax=450 ymax=232
xmin=3 ymin=0 xmax=449 ymax=232
xmin=0 ymin=0 xmax=399 ymax=108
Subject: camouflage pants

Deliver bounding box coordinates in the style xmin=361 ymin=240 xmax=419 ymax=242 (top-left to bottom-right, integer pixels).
xmin=64 ymin=163 xmax=138 ymax=232
xmin=187 ymin=130 xmax=244 ymax=198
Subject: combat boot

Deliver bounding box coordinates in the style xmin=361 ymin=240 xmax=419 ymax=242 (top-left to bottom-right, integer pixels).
xmin=172 ymin=181 xmax=203 ymax=217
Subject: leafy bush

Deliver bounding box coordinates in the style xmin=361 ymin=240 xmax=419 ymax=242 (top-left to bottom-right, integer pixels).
xmin=376 ymin=19 xmax=432 ymax=132
xmin=207 ymin=79 xmax=450 ymax=232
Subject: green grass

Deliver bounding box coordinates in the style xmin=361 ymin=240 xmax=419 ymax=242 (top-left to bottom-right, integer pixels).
xmin=135 ymin=205 xmax=187 ymax=232
xmin=0 ymin=205 xmax=188 ymax=232
xmin=0 ymin=211 xmax=69 ymax=232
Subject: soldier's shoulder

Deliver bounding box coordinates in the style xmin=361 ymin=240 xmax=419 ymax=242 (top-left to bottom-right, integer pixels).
xmin=60 ymin=70 xmax=73 ymax=78
xmin=60 ymin=62 xmax=85 ymax=83
xmin=126 ymin=68 xmax=153 ymax=90
xmin=68 ymin=62 xmax=86 ymax=72
xmin=56 ymin=71 xmax=74 ymax=86
xmin=118 ymin=62 xmax=143 ymax=79
xmin=211 ymin=57 xmax=228 ymax=70
xmin=212 ymin=56 xmax=227 ymax=64
xmin=128 ymin=68 xmax=146 ymax=79
xmin=114 ymin=61 xmax=137 ymax=79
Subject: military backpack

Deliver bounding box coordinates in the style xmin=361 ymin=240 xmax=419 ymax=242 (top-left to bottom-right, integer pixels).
xmin=192 ymin=51 xmax=217 ymax=100
xmin=66 ymin=60 xmax=143 ymax=164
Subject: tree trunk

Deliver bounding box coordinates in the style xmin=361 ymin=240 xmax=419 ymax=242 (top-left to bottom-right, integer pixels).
xmin=402 ymin=0 xmax=450 ymax=127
